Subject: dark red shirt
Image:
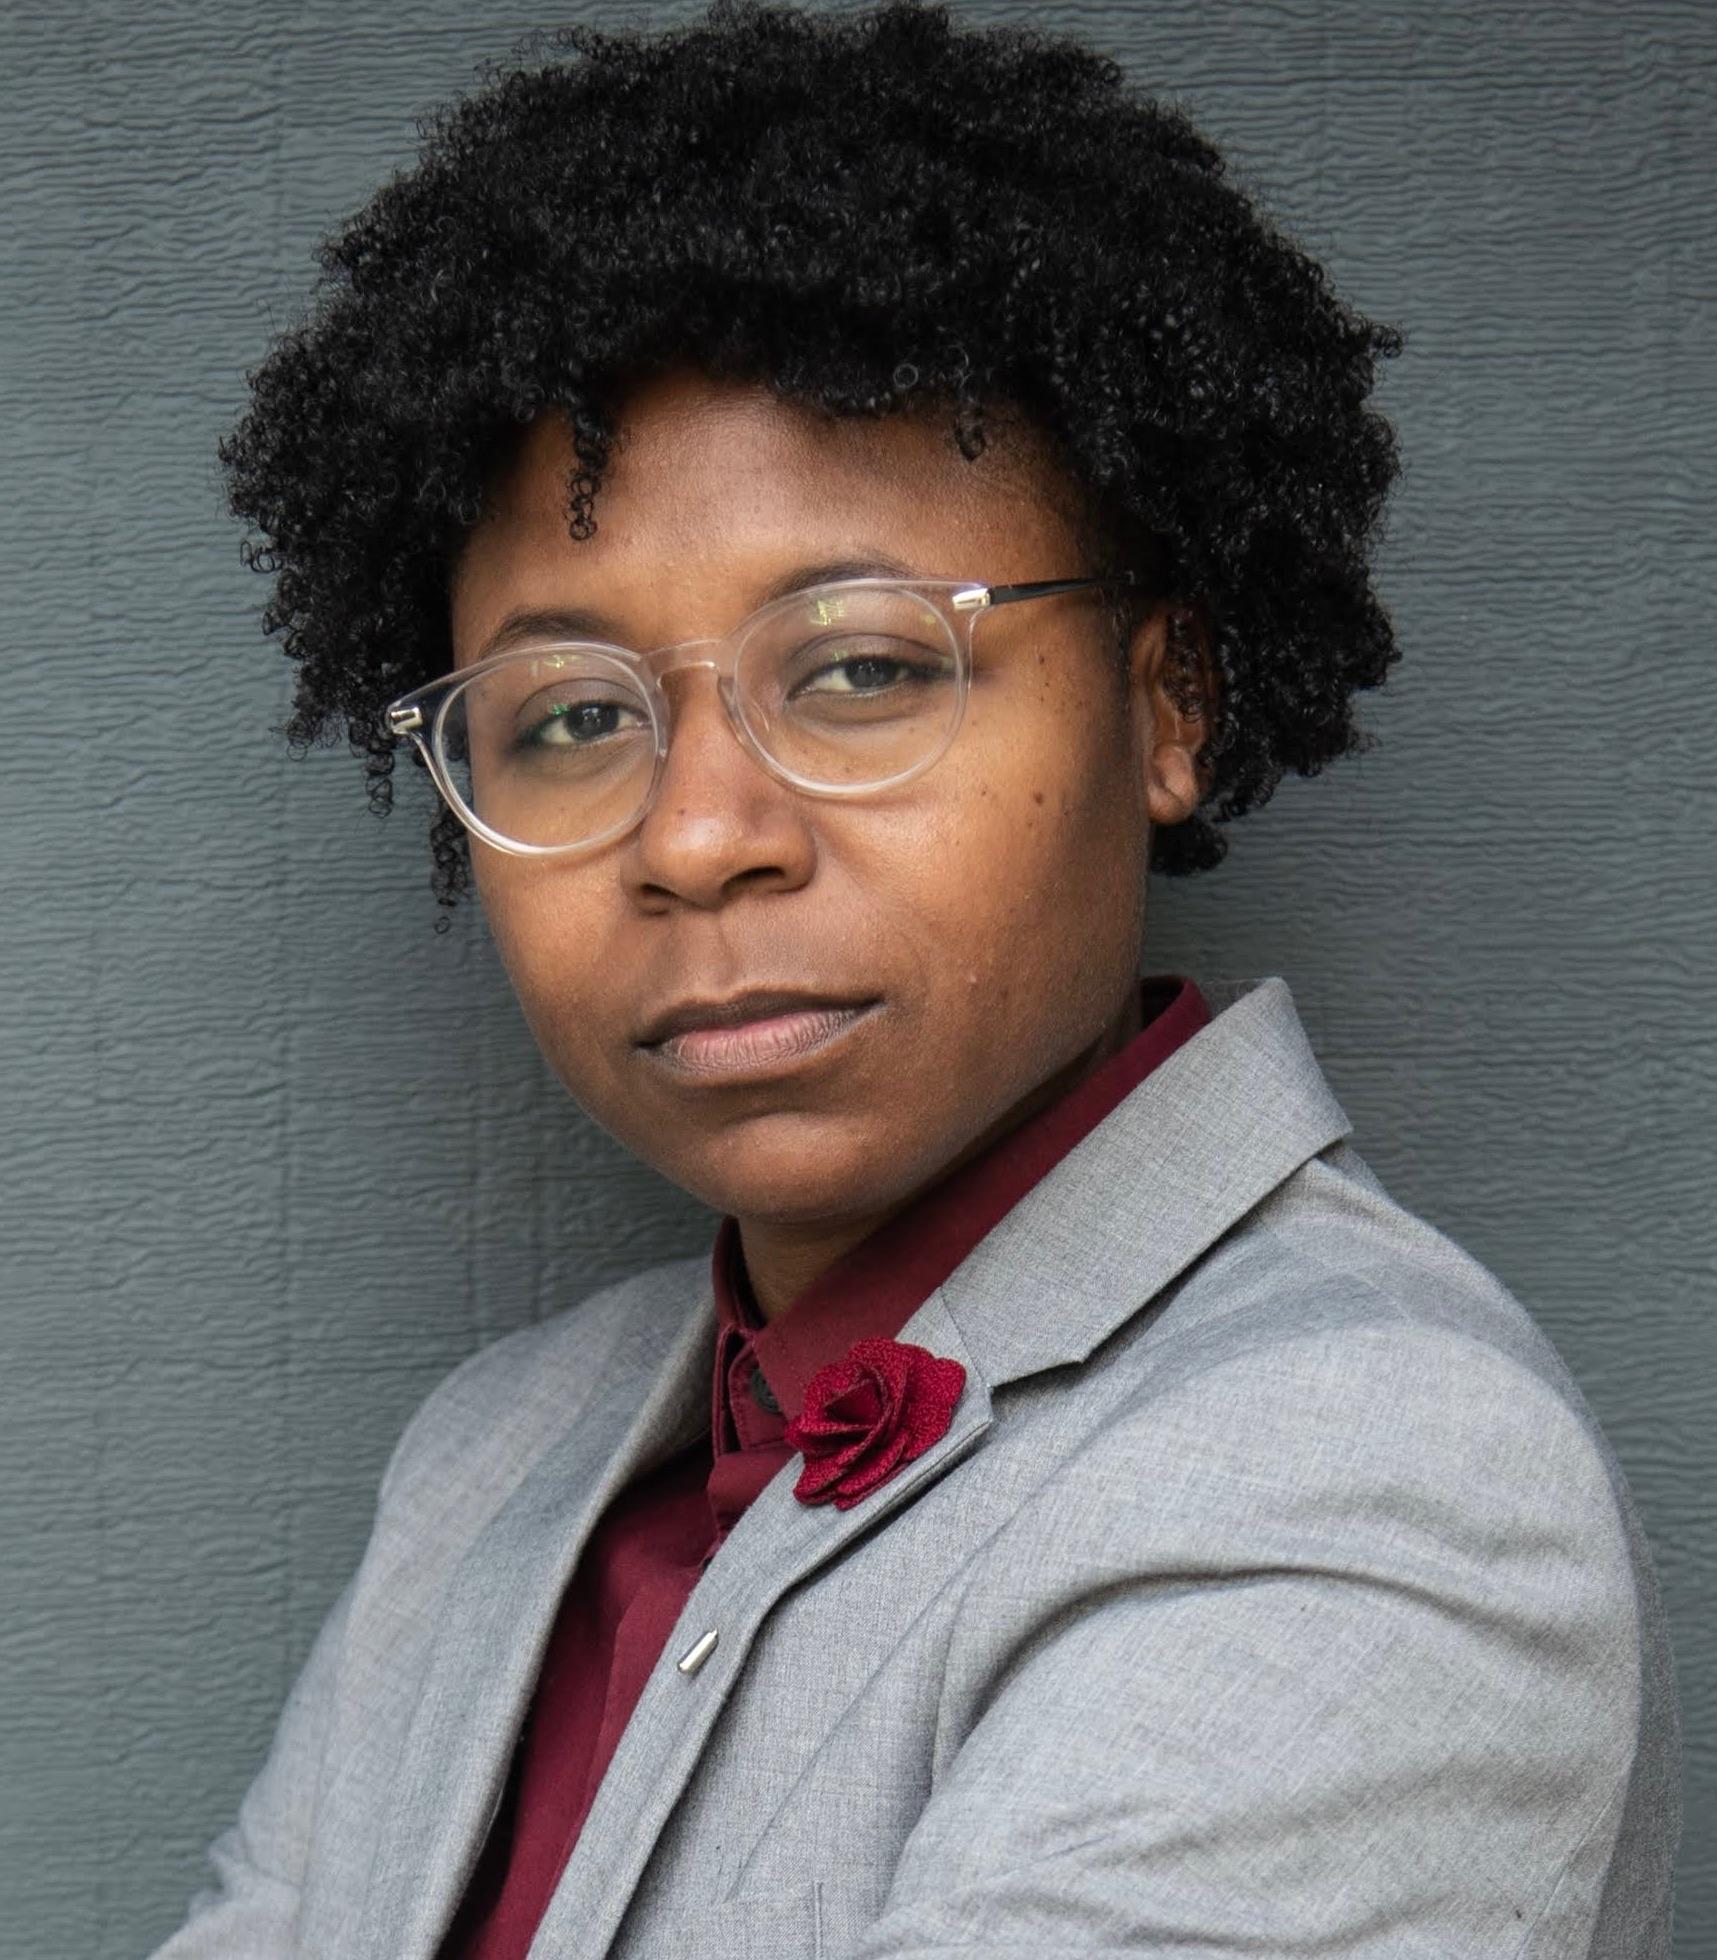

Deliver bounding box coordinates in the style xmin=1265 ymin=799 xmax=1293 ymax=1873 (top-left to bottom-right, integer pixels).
xmin=441 ymin=974 xmax=1211 ymax=1957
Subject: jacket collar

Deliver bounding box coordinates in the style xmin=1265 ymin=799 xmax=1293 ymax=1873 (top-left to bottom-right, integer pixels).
xmin=935 ymin=973 xmax=1351 ymax=1387
xmin=354 ymin=973 xmax=1349 ymax=1959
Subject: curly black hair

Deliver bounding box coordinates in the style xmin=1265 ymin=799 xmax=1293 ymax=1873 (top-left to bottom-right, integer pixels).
xmin=220 ymin=0 xmax=1402 ymax=921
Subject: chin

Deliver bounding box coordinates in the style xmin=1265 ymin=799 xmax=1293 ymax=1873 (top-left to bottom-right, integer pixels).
xmin=663 ymin=1113 xmax=934 ymax=1228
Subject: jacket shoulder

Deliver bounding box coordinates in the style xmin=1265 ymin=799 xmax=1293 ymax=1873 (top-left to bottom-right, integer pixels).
xmin=1154 ymin=1135 xmax=1613 ymax=1439
xmin=981 ymin=1134 xmax=1655 ymax=1671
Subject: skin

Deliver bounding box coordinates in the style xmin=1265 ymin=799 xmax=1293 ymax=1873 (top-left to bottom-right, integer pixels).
xmin=450 ymin=366 xmax=1213 ymax=1321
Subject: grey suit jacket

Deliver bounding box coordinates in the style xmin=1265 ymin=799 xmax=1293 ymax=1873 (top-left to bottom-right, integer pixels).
xmin=147 ymin=976 xmax=1680 ymax=1958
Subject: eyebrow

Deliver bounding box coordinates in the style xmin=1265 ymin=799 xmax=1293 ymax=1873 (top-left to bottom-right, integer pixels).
xmin=467 ymin=551 xmax=927 ymax=665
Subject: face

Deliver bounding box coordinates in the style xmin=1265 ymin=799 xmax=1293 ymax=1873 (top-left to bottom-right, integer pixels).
xmin=448 ymin=368 xmax=1204 ymax=1232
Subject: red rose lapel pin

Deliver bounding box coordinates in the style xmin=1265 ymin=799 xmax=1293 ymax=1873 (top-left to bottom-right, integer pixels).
xmin=783 ymin=1336 xmax=967 ymax=1511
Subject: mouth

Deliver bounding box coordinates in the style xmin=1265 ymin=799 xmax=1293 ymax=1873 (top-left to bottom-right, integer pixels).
xmin=636 ymin=990 xmax=883 ymax=1080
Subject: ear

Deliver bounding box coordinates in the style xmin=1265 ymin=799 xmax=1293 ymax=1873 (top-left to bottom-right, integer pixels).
xmin=1128 ymin=600 xmax=1217 ymax=829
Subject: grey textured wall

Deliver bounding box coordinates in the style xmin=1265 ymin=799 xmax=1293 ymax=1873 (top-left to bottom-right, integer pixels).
xmin=2 ymin=2 xmax=1711 ymax=1954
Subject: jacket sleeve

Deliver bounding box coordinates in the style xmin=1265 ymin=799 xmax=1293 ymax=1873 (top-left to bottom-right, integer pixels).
xmin=836 ymin=1321 xmax=1652 ymax=1959
xmin=140 ymin=1340 xmax=477 ymax=1959
xmin=139 ymin=1279 xmax=650 ymax=1956
xmin=142 ymin=1563 xmax=362 ymax=1957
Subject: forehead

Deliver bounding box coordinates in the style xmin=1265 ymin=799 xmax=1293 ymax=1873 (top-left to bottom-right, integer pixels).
xmin=448 ymin=367 xmax=1090 ymax=654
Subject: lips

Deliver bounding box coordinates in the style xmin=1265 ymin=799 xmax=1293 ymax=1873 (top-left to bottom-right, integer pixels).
xmin=635 ymin=990 xmax=884 ymax=1081
xmin=635 ymin=987 xmax=879 ymax=1049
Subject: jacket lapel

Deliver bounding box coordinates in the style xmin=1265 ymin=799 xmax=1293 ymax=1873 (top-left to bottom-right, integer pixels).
xmin=531 ymin=975 xmax=1351 ymax=1956
xmin=351 ymin=1267 xmax=717 ymax=1960
xmin=529 ymin=1290 xmax=993 ymax=1959
xmin=934 ymin=975 xmax=1353 ymax=1391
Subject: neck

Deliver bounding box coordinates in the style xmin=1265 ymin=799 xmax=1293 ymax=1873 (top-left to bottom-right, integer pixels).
xmin=735 ymin=980 xmax=1147 ymax=1322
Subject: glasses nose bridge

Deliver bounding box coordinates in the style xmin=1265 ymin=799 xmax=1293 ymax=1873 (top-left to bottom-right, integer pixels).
xmin=645 ymin=633 xmax=740 ymax=687
xmin=639 ymin=634 xmax=762 ymax=778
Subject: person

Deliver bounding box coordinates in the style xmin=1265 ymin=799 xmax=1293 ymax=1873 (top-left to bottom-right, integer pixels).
xmin=150 ymin=2 xmax=1680 ymax=1953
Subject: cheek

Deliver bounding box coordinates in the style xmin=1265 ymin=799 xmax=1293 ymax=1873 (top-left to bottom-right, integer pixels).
xmin=475 ymin=856 xmax=621 ymax=1075
xmin=950 ymin=676 xmax=1140 ymax=900
xmin=888 ymin=690 xmax=1146 ymax=1022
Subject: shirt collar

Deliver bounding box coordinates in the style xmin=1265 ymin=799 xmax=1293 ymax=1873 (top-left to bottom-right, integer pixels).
xmin=711 ymin=973 xmax=1211 ymax=1423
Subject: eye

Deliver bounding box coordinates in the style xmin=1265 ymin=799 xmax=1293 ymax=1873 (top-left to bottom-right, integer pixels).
xmin=785 ymin=637 xmax=950 ymax=699
xmin=515 ymin=691 xmax=649 ymax=751
xmin=796 ymin=654 xmax=912 ymax=695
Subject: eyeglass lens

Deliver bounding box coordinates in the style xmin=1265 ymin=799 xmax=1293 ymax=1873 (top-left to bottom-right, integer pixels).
xmin=435 ymin=584 xmax=964 ymax=851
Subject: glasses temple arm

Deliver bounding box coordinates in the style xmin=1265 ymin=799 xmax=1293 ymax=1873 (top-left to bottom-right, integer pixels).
xmin=982 ymin=571 xmax=1141 ymax=608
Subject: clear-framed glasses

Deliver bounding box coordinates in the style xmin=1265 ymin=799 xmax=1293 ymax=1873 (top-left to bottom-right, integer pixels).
xmin=382 ymin=572 xmax=1140 ymax=858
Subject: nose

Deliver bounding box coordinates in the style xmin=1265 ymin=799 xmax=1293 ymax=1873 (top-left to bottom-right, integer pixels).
xmin=624 ymin=661 xmax=817 ymax=911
